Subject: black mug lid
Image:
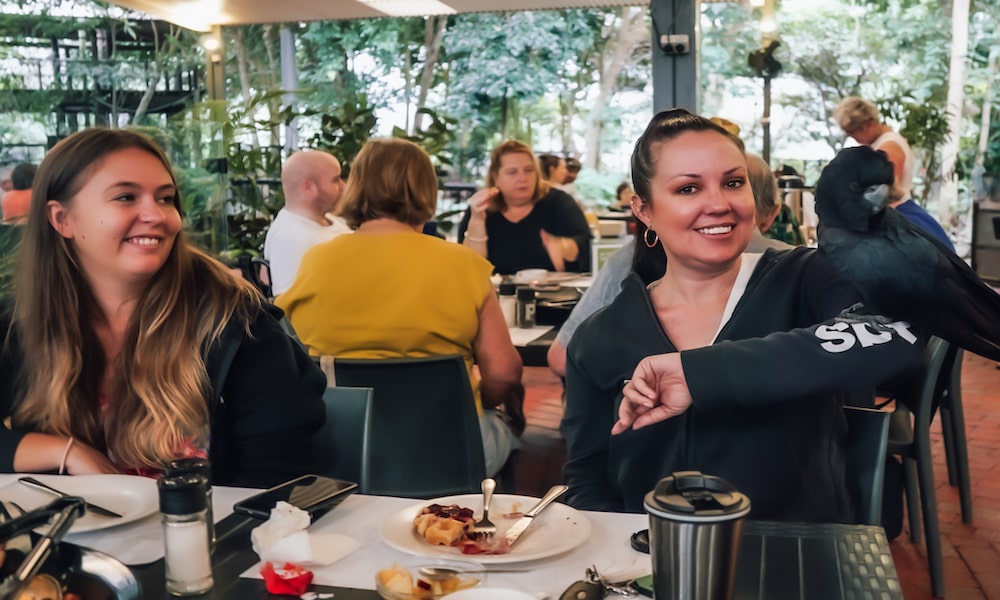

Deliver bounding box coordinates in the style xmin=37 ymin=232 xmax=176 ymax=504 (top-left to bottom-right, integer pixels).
xmin=644 ymin=471 xmax=750 ymax=521
xmin=498 ymin=282 xmax=517 ymax=295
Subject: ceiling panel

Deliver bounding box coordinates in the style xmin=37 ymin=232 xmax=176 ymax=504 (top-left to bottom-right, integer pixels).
xmin=106 ymin=0 xmax=649 ymax=31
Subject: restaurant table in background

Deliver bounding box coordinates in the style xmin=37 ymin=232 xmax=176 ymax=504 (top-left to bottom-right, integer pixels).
xmin=506 ymin=273 xmax=591 ymax=368
xmin=0 ymin=477 xmax=903 ymax=600
xmin=511 ymin=325 xmax=557 ymax=367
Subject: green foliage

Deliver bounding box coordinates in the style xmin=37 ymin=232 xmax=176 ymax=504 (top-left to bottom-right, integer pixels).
xmin=0 ymin=225 xmax=22 ymax=304
xmin=574 ymin=169 xmax=627 ymax=209
xmin=308 ymin=96 xmax=378 ymax=179
xmin=391 ymin=108 xmax=458 ymax=172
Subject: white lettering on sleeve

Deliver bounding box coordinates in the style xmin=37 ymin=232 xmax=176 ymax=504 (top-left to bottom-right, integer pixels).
xmin=851 ymin=322 xmax=893 ymax=347
xmin=816 ymin=322 xmax=856 ymax=353
xmin=885 ymin=321 xmax=918 ymax=344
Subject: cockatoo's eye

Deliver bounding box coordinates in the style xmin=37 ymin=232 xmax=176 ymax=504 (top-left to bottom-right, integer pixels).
xmin=848 ymin=182 xmax=862 ymax=194
xmin=864 ymin=185 xmax=882 ymax=195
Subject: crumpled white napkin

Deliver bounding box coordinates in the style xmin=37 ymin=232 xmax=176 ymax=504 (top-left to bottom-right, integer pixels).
xmin=250 ymin=501 xmax=358 ymax=566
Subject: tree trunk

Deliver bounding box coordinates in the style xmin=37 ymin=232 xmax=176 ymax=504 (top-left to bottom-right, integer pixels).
xmin=975 ymin=46 xmax=998 ymax=167
xmin=415 ymin=16 xmax=447 ymax=131
xmin=935 ymin=0 xmax=970 ymax=227
xmin=132 ymin=24 xmax=167 ymax=124
xmin=262 ymin=26 xmax=282 ymax=145
xmin=583 ymin=7 xmax=647 ymax=171
xmin=231 ymin=27 xmax=262 ymax=149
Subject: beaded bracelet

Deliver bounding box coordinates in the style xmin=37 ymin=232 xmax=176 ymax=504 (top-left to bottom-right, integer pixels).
xmin=465 ymin=233 xmax=488 ymax=242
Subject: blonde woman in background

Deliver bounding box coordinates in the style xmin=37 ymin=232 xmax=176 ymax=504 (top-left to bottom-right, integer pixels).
xmin=0 ymin=128 xmax=325 ymax=487
xmin=832 ymin=97 xmax=914 ymax=200
xmin=458 ymin=140 xmax=591 ymax=274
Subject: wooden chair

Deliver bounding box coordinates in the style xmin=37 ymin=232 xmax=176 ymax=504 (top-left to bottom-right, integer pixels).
xmin=330 ymin=355 xmax=486 ymax=498
xmin=314 ymin=386 xmax=373 ymax=489
xmin=887 ymin=336 xmax=955 ymax=598
xmin=843 ymin=405 xmax=890 ymax=526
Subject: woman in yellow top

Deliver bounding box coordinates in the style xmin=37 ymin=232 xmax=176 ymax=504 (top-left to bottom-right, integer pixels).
xmin=277 ymin=138 xmax=524 ymax=476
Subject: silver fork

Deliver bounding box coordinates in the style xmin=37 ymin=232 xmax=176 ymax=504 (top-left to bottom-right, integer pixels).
xmin=469 ymin=478 xmax=496 ymax=538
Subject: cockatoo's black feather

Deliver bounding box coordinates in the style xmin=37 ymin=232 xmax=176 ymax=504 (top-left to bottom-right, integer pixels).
xmin=815 ymin=145 xmax=1000 ymax=361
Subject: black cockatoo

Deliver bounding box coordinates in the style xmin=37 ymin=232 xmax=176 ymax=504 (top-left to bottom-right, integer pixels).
xmin=814 ymin=145 xmax=1000 ymax=361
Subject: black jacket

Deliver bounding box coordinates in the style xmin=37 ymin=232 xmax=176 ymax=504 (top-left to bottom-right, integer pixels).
xmin=563 ymin=248 xmax=922 ymax=521
xmin=0 ymin=303 xmax=326 ymax=488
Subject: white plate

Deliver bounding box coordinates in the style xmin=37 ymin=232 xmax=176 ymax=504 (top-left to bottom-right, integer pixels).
xmin=379 ymin=494 xmax=591 ymax=564
xmin=0 ymin=474 xmax=158 ymax=533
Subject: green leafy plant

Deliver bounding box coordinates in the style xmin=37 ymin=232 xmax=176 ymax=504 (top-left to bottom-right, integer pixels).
xmin=308 ymin=95 xmax=378 ymax=179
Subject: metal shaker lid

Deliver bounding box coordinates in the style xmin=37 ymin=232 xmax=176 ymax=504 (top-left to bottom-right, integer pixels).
xmin=644 ymin=471 xmax=751 ymax=523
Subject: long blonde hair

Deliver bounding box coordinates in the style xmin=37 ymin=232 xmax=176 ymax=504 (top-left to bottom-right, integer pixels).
xmin=11 ymin=128 xmax=261 ymax=470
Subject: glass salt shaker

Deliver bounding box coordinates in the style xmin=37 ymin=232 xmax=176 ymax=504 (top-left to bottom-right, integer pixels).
xmin=166 ymin=458 xmax=215 ymax=548
xmin=159 ymin=474 xmax=213 ymax=596
xmin=498 ymin=281 xmax=518 ymax=327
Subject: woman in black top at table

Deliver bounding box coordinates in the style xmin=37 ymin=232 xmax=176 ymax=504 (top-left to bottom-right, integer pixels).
xmin=563 ymin=109 xmax=922 ymax=520
xmin=458 ymin=140 xmax=591 ymax=274
xmin=0 ymin=128 xmax=325 ymax=487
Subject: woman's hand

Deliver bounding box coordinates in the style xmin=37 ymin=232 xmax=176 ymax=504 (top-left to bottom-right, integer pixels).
xmin=64 ymin=441 xmax=122 ymax=475
xmin=540 ymin=230 xmax=578 ymax=272
xmin=612 ymin=353 xmax=693 ymax=434
xmin=468 ymin=187 xmax=499 ymax=222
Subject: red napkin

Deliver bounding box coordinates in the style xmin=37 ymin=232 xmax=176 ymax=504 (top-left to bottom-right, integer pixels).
xmin=260 ymin=561 xmax=314 ymax=595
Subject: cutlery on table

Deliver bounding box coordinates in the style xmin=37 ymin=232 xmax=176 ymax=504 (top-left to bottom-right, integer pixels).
xmin=469 ymin=478 xmax=496 ymax=538
xmin=18 ymin=476 xmax=123 ymax=519
xmin=504 ymin=484 xmax=569 ymax=548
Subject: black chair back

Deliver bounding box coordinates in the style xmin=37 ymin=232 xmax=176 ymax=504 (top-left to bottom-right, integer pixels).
xmin=886 ymin=336 xmax=954 ymax=597
xmin=843 ymin=405 xmax=890 ymax=526
xmin=332 ymin=355 xmax=486 ymax=498
xmin=315 ymin=386 xmax=373 ymax=489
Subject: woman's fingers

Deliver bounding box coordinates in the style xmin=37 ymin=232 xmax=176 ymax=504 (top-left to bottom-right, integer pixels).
xmin=613 ymin=354 xmax=691 ymax=433
xmin=629 ymin=374 xmax=658 ymax=403
xmin=470 ymin=187 xmax=498 ymax=214
xmin=633 ymin=405 xmax=678 ymax=430
xmin=614 ymin=377 xmax=656 ymax=434
xmin=539 ymin=230 xmax=566 ymax=271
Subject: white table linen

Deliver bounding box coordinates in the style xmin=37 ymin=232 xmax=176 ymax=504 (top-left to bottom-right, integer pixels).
xmin=0 ymin=474 xmax=257 ymax=566
xmin=0 ymin=475 xmax=652 ymax=597
xmin=507 ymin=325 xmax=554 ymax=347
xmin=240 ymin=494 xmax=652 ymax=597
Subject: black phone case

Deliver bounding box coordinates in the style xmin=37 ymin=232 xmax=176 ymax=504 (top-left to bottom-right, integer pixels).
xmin=232 ymin=474 xmax=358 ymax=521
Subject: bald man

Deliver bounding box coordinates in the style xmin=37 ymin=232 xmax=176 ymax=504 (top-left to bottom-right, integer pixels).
xmin=264 ymin=150 xmax=350 ymax=296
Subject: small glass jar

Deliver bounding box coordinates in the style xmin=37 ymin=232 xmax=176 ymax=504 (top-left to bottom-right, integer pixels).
xmin=159 ymin=474 xmax=213 ymax=596
xmin=516 ymin=287 xmax=536 ymax=329
xmin=166 ymin=458 xmax=215 ymax=548
xmin=498 ymin=281 xmax=517 ymax=327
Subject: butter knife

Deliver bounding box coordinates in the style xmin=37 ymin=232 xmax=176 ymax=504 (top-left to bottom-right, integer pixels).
xmin=18 ymin=477 xmax=124 ymax=519
xmin=504 ymin=484 xmax=569 ymax=548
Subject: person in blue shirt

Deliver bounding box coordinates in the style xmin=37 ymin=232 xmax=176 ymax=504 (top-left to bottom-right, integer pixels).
xmin=888 ymin=184 xmax=955 ymax=252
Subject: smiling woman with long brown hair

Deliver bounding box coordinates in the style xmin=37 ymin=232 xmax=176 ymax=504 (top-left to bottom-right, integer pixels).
xmin=0 ymin=128 xmax=325 ymax=487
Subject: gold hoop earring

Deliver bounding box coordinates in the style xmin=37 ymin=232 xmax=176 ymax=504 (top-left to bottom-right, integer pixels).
xmin=643 ymin=228 xmax=659 ymax=248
